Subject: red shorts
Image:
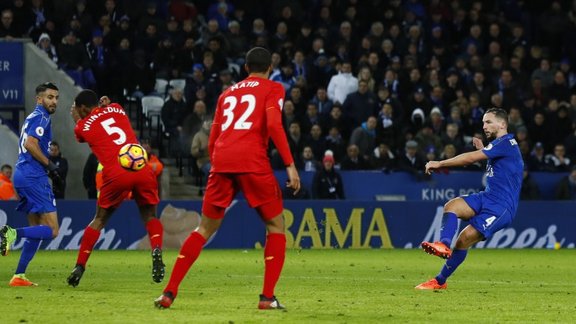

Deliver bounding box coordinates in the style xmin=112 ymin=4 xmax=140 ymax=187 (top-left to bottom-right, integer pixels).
xmin=202 ymin=172 xmax=283 ymax=220
xmin=98 ymin=167 xmax=159 ymax=209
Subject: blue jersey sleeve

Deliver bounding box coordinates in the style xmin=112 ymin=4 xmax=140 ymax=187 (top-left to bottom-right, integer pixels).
xmin=25 ymin=113 xmax=50 ymax=140
xmin=482 ymin=136 xmax=515 ymax=159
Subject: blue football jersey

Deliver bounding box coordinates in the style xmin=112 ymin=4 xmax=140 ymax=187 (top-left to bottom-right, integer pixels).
xmin=481 ymin=133 xmax=524 ymax=214
xmin=15 ymin=105 xmax=52 ymax=180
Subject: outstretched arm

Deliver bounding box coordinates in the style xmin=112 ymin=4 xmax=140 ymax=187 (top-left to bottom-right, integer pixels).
xmin=425 ymin=150 xmax=488 ymax=175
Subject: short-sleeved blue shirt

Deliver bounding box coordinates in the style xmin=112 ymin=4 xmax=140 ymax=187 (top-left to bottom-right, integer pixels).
xmin=14 ymin=105 xmax=52 ymax=183
xmin=481 ymin=133 xmax=524 ymax=215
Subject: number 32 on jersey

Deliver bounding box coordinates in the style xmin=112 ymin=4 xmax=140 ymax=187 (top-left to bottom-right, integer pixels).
xmin=221 ymin=94 xmax=256 ymax=131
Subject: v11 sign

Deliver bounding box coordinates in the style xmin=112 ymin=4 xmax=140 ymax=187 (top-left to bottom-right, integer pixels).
xmin=0 ymin=42 xmax=24 ymax=106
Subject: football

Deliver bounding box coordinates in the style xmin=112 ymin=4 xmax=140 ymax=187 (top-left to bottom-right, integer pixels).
xmin=118 ymin=143 xmax=148 ymax=171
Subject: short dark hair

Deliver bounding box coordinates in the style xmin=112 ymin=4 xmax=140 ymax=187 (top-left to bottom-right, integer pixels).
xmin=1 ymin=164 xmax=12 ymax=171
xmin=74 ymin=89 xmax=99 ymax=108
xmin=245 ymin=47 xmax=271 ymax=73
xmin=36 ymin=82 xmax=59 ymax=95
xmin=485 ymin=107 xmax=508 ymax=125
xmin=50 ymin=141 xmax=59 ymax=148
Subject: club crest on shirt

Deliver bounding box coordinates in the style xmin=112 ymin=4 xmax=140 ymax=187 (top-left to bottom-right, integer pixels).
xmin=484 ymin=143 xmax=493 ymax=150
xmin=35 ymin=126 xmax=44 ymax=136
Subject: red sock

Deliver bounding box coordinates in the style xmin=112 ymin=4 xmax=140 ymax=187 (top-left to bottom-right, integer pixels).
xmin=76 ymin=226 xmax=101 ymax=267
xmin=262 ymin=233 xmax=286 ymax=298
xmin=164 ymin=231 xmax=206 ymax=297
xmin=145 ymin=218 xmax=163 ymax=249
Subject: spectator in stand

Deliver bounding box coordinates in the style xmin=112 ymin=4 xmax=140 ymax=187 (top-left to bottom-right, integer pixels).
xmin=281 ymin=99 xmax=298 ymax=132
xmin=327 ymin=61 xmax=358 ymax=105
xmin=397 ymin=140 xmax=427 ymax=178
xmin=341 ymin=144 xmax=370 ymax=170
xmin=184 ymin=64 xmax=208 ymax=108
xmin=82 ymin=153 xmax=98 ymax=199
xmin=324 ymin=126 xmax=346 ymax=164
xmin=310 ymin=87 xmax=333 ymax=117
xmin=343 ymin=80 xmax=378 ymax=127
xmin=0 ymin=164 xmax=18 ymax=200
xmin=312 ymin=154 xmax=345 ymax=199
xmin=527 ymin=111 xmax=552 ymax=151
xmin=161 ymin=88 xmax=189 ymax=155
xmin=181 ymin=99 xmax=207 ymax=156
xmin=375 ymin=101 xmax=400 ymax=151
xmin=300 ymin=146 xmax=320 ymax=172
xmin=190 ymin=120 xmax=211 ymax=187
xmin=531 ymin=58 xmax=555 ymax=88
xmin=300 ymin=102 xmax=320 ymax=135
xmin=36 ymin=32 xmax=58 ymax=64
xmin=304 ymin=124 xmax=326 ymax=164
xmin=0 ymin=9 xmax=20 ymax=38
xmin=141 ymin=138 xmax=164 ymax=195
xmin=58 ymin=30 xmax=96 ymax=89
xmin=546 ymin=144 xmax=572 ymax=172
xmin=154 ymin=35 xmax=179 ymax=80
xmin=86 ymin=29 xmax=112 ymax=95
xmin=286 ymin=121 xmax=305 ymax=168
xmin=555 ymin=166 xmax=576 ymax=200
xmin=520 ymin=166 xmax=541 ymax=200
xmin=225 ymin=20 xmax=247 ymax=64
xmin=349 ymin=116 xmax=377 ymax=161
xmin=527 ymin=142 xmax=549 ymax=171
xmin=48 ymin=141 xmax=68 ymax=199
xmin=270 ymin=62 xmax=296 ymax=93
xmin=441 ymin=123 xmax=465 ymax=153
xmin=415 ymin=123 xmax=443 ymax=156
xmin=370 ymin=143 xmax=396 ymax=172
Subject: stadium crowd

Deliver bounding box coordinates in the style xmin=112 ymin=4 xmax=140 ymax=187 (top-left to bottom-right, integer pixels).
xmin=2 ymin=0 xmax=576 ymax=175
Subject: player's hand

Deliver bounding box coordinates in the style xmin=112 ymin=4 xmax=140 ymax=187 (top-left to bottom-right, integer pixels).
xmin=425 ymin=161 xmax=442 ymax=175
xmin=49 ymin=170 xmax=64 ymax=187
xmin=285 ymin=164 xmax=301 ymax=195
xmin=99 ymin=96 xmax=111 ymax=107
xmin=472 ymin=137 xmax=484 ymax=150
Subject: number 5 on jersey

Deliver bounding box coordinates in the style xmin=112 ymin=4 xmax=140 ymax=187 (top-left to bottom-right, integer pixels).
xmin=101 ymin=118 xmax=127 ymax=145
xmin=221 ymin=94 xmax=256 ymax=131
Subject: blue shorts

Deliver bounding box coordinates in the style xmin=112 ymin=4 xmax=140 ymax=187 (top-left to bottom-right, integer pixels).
xmin=462 ymin=192 xmax=514 ymax=240
xmin=15 ymin=177 xmax=56 ymax=214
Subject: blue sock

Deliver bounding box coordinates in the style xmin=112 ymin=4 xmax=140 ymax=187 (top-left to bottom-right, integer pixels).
xmin=435 ymin=249 xmax=468 ymax=284
xmin=15 ymin=239 xmax=41 ymax=274
xmin=440 ymin=212 xmax=458 ymax=247
xmin=16 ymin=226 xmax=53 ymax=240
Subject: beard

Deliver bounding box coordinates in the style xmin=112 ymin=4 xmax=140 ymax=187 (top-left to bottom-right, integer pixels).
xmin=485 ymin=130 xmax=497 ymax=141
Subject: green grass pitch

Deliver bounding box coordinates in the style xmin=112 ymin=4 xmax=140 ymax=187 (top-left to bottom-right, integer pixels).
xmin=0 ymin=249 xmax=574 ymax=323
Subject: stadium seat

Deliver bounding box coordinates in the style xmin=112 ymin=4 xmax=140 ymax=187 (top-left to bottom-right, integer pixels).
xmin=154 ymin=78 xmax=169 ymax=98
xmin=168 ymin=78 xmax=186 ymax=92
xmin=141 ymin=96 xmax=168 ymax=152
xmin=228 ymin=62 xmax=240 ymax=78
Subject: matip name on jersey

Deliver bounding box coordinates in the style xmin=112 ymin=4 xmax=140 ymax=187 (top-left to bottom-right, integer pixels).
xmin=229 ymin=80 xmax=260 ymax=91
xmin=82 ymin=106 xmax=126 ymax=131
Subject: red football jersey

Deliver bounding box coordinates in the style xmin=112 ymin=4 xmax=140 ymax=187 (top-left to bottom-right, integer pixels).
xmin=74 ymin=103 xmax=140 ymax=178
xmin=210 ymin=76 xmax=294 ymax=172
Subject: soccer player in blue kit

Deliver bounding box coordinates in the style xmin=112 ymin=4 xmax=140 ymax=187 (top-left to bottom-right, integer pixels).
xmin=416 ymin=108 xmax=523 ymax=290
xmin=0 ymin=82 xmax=61 ymax=286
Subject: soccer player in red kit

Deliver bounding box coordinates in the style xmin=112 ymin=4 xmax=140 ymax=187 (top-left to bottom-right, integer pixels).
xmin=154 ymin=47 xmax=301 ymax=310
xmin=66 ymin=90 xmax=165 ymax=287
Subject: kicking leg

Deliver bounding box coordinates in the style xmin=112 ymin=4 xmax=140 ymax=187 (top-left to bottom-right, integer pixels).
xmin=68 ymin=206 xmax=114 ymax=287
xmin=155 ymin=205 xmax=223 ymax=309
xmin=416 ymin=225 xmax=484 ymax=290
xmin=421 ymin=197 xmax=475 ymax=259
